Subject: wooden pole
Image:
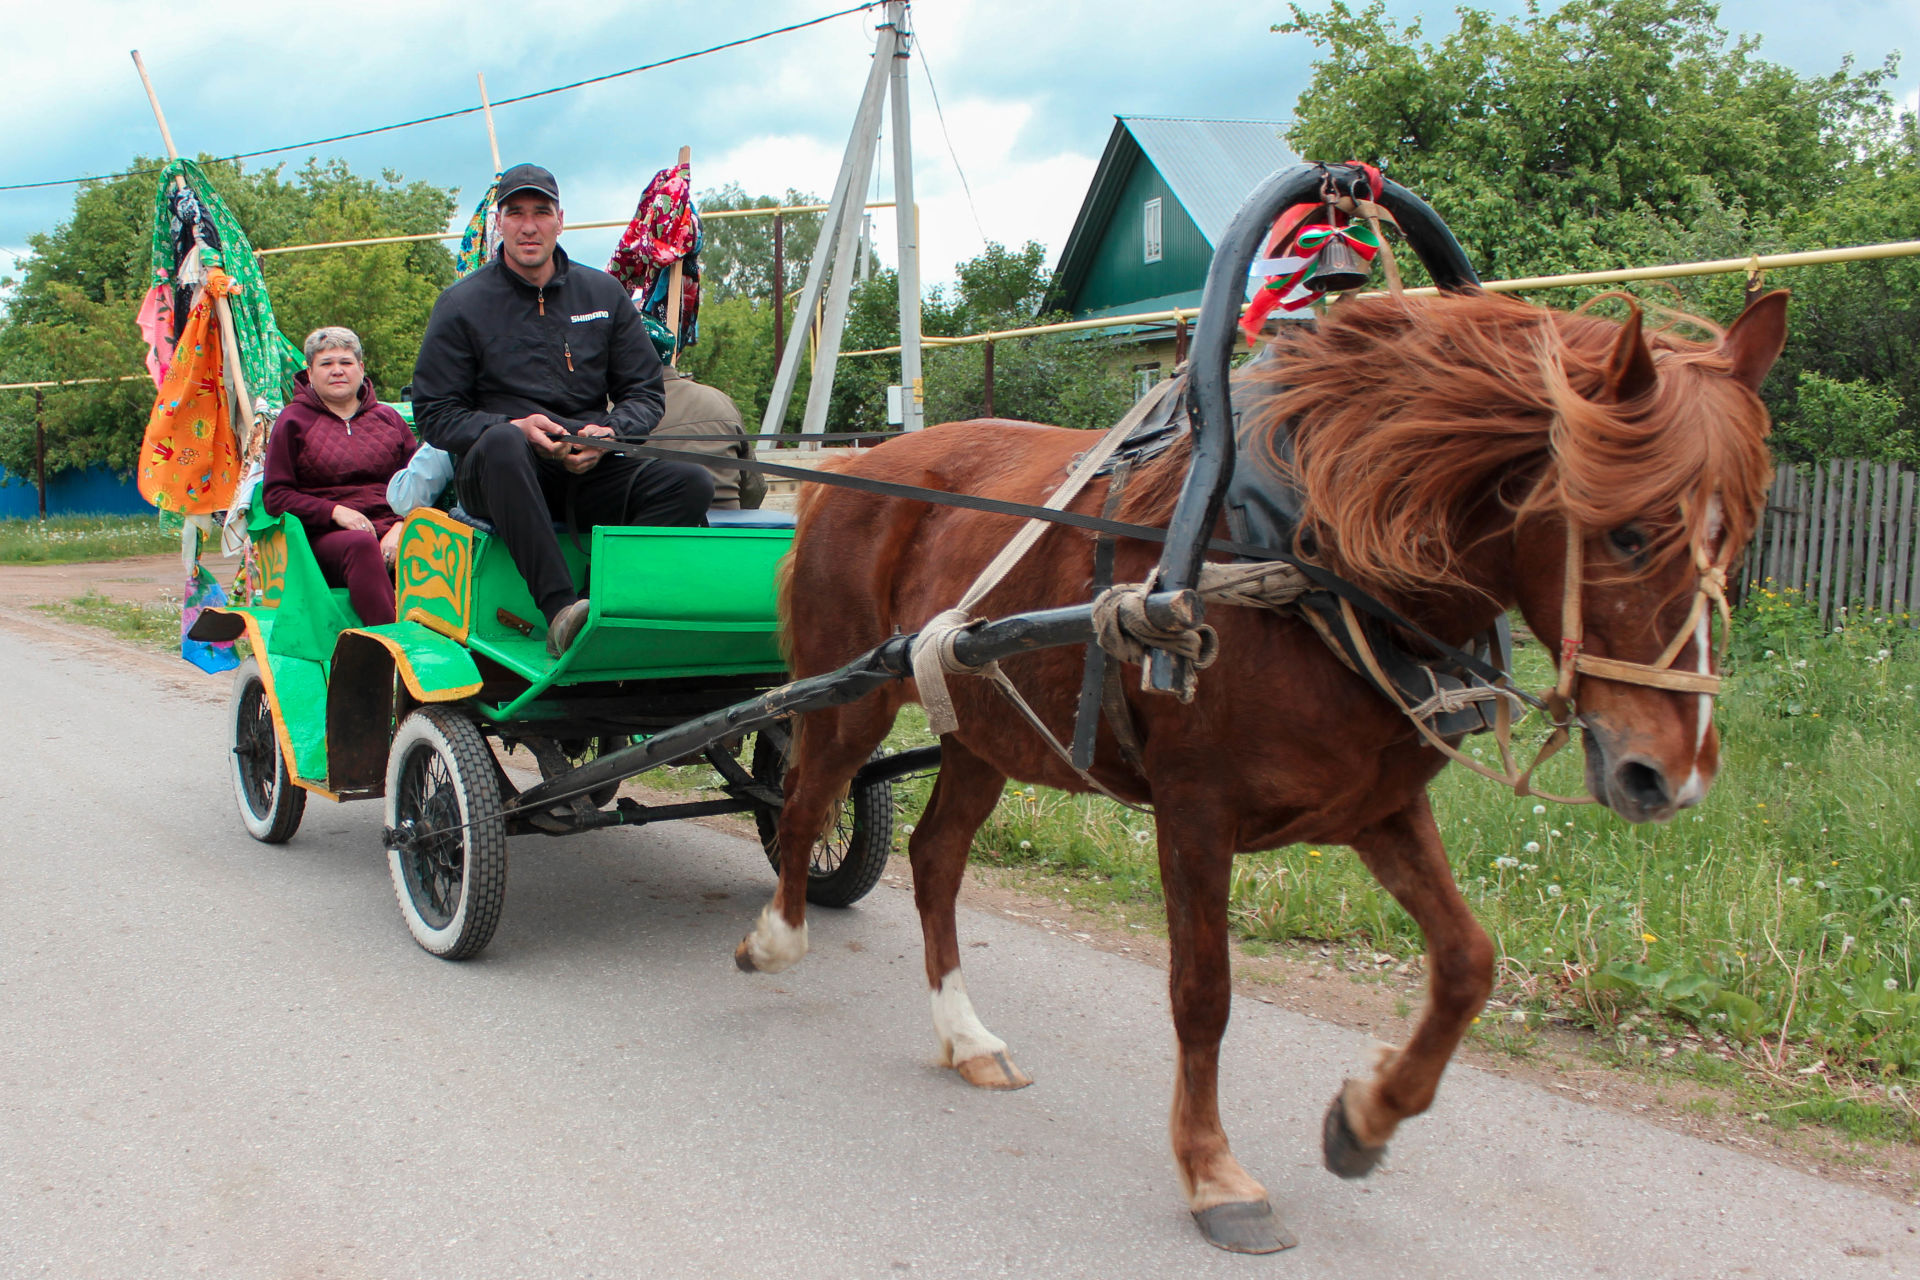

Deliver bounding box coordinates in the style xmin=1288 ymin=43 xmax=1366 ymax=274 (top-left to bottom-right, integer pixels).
xmin=34 ymin=388 xmax=46 ymax=520
xmin=664 ymin=145 xmax=691 ymax=367
xmin=982 ymin=339 xmax=995 ymax=418
xmin=478 ymin=73 xmax=503 ymax=174
xmin=772 ymin=212 xmax=786 ymax=382
xmin=130 ymin=51 xmax=178 ymax=162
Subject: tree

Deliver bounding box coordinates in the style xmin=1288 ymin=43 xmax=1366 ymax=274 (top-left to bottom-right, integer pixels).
xmin=0 ymin=155 xmax=455 ymax=481
xmin=1277 ymin=0 xmax=1920 ymax=452
xmin=697 ymin=184 xmax=823 ymax=304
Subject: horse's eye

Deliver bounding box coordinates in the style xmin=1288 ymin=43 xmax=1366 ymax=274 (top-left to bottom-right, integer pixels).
xmin=1607 ymin=526 xmax=1647 ymax=559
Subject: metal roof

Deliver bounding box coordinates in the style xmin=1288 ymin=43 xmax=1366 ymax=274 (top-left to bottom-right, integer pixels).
xmin=1117 ymin=116 xmax=1296 ymax=245
xmin=1045 ymin=116 xmax=1295 ymax=316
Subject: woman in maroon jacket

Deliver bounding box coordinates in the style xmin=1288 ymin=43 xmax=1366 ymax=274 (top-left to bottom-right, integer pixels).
xmin=262 ymin=327 xmax=419 ymax=626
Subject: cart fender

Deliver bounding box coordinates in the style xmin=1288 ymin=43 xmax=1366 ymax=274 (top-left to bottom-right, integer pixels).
xmin=328 ymin=625 xmax=484 ymax=795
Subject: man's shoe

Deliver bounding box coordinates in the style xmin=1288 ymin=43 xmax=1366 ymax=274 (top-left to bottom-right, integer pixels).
xmin=545 ymin=598 xmax=591 ymax=658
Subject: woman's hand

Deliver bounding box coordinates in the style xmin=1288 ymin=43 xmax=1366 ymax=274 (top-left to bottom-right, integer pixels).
xmin=332 ymin=505 xmax=376 ymax=534
xmin=379 ymin=521 xmax=403 ymax=568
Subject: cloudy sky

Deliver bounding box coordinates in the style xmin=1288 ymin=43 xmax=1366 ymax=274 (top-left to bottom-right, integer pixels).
xmin=2 ymin=0 xmax=1916 ymax=295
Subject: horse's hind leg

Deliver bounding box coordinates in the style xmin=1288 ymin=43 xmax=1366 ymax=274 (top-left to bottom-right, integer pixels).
xmin=734 ymin=699 xmax=894 ymax=974
xmin=1324 ymin=794 xmax=1494 ymax=1178
xmin=911 ymin=738 xmax=1030 ymax=1089
xmin=1155 ymin=793 xmax=1295 ymax=1254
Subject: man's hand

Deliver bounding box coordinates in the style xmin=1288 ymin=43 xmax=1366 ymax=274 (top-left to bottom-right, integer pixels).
xmin=560 ymin=422 xmax=616 ymax=475
xmin=379 ymin=521 xmax=403 ymax=567
xmin=512 ymin=413 xmax=569 ymax=456
xmin=332 ymin=505 xmax=376 ymax=534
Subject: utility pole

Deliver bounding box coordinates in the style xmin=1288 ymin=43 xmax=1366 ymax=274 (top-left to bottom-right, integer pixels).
xmin=759 ymin=1 xmax=923 ymax=437
xmin=34 ymin=387 xmax=46 ymax=519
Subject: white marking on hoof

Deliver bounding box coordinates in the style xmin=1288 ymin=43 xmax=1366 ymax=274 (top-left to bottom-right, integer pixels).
xmin=930 ymin=972 xmax=1006 ymax=1067
xmin=742 ymin=901 xmax=808 ymax=974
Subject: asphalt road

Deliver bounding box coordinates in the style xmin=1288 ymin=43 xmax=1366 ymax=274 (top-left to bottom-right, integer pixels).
xmin=2 ymin=617 xmax=1916 ymax=1280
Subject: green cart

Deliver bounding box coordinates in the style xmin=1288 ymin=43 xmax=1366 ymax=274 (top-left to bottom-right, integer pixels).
xmin=196 ymin=503 xmax=897 ymax=960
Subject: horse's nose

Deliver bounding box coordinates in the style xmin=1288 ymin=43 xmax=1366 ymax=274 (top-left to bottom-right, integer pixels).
xmin=1609 ymin=756 xmax=1674 ymax=822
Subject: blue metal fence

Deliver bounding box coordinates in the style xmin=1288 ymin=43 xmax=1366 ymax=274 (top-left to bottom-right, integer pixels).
xmin=0 ymin=466 xmax=150 ymax=520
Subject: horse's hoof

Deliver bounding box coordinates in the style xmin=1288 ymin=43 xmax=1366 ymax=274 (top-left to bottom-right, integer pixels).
xmin=733 ymin=938 xmax=759 ymax=972
xmin=1191 ymin=1200 xmax=1297 ymax=1254
xmin=1321 ymin=1082 xmax=1388 ymax=1179
xmin=954 ymin=1050 xmax=1032 ymax=1090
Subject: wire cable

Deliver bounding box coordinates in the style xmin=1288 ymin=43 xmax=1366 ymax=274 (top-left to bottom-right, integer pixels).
xmin=1 ymin=3 xmax=881 ymax=193
xmin=912 ymin=33 xmax=988 ymax=245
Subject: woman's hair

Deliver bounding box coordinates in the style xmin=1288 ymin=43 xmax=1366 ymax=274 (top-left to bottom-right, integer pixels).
xmin=303 ymin=326 xmax=364 ymax=364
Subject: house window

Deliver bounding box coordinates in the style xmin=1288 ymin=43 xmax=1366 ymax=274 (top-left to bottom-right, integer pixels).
xmin=1133 ymin=362 xmax=1163 ymax=400
xmin=1143 ymin=197 xmax=1163 ymax=264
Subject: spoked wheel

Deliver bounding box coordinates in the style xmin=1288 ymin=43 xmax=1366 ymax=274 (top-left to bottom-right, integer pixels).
xmin=752 ymin=721 xmax=894 ymax=908
xmin=384 ymin=707 xmax=507 ymax=960
xmin=228 ymin=657 xmax=306 ymax=843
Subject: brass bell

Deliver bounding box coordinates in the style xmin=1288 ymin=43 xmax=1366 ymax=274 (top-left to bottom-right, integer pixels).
xmin=1305 ymin=232 xmax=1371 ymax=295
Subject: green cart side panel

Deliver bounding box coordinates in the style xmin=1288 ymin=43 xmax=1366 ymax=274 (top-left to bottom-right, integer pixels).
xmin=337 ymin=622 xmax=484 ymax=701
xmin=394 ymin=510 xmax=479 ymax=642
xmin=266 ymin=650 xmax=330 ymax=783
xmin=465 ymin=524 xmax=789 ymax=687
xmin=248 ymin=505 xmax=360 ymax=661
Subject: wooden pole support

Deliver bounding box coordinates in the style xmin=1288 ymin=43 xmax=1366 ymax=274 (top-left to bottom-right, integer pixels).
xmin=663 ymin=145 xmax=691 ymax=366
xmin=130 ymin=51 xmax=179 ymax=161
xmin=34 ymin=388 xmax=47 ymax=520
xmin=478 ymin=73 xmax=502 ymax=174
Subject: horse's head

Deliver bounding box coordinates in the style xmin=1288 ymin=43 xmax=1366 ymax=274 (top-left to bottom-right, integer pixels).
xmin=1509 ymin=293 xmax=1788 ymax=822
xmin=1260 ymin=287 xmax=1787 ymax=823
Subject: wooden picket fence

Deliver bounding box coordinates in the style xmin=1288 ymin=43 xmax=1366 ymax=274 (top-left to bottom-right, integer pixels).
xmin=1741 ymin=459 xmax=1919 ymax=625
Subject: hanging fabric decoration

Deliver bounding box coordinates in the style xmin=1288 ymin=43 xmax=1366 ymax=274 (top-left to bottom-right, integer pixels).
xmin=147 ymin=158 xmax=305 ymax=410
xmin=138 ymin=269 xmax=242 ymax=517
xmin=454 ymin=177 xmax=502 ymax=277
xmin=180 ymin=521 xmax=239 ymax=674
xmin=608 ymin=161 xmax=702 ymax=349
xmin=135 ymin=284 xmax=177 ymax=386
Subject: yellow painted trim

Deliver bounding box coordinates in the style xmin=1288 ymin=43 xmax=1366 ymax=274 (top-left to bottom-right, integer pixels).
xmin=207 ymin=606 xmax=335 ymax=798
xmin=396 ymin=508 xmax=474 ymax=643
xmin=404 ymin=606 xmax=463 ymax=643
xmin=339 ymin=627 xmax=484 ymax=703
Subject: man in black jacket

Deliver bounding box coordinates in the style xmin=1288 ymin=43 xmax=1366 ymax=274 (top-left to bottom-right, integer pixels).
xmin=412 ymin=163 xmax=713 ymax=656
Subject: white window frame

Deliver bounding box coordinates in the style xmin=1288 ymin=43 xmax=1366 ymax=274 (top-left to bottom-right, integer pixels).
xmin=1142 ymin=197 xmax=1163 ymax=264
xmin=1132 ymin=363 xmax=1163 ymax=400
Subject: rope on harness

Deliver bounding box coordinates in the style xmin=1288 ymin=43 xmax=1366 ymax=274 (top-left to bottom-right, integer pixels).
xmin=1088 ymin=561 xmax=1310 ymax=698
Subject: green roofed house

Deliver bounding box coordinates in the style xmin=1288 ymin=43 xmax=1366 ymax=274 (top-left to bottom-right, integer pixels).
xmin=1044 ymin=116 xmax=1295 ymax=395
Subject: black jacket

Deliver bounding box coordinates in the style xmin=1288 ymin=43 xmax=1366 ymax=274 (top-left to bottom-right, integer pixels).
xmin=411 ymin=246 xmax=665 ymax=458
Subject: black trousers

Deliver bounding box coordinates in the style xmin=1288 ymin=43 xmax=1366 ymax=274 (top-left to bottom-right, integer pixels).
xmin=457 ymin=421 xmax=714 ymax=621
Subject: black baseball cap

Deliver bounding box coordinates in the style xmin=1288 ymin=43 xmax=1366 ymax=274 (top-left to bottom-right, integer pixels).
xmin=496 ymin=163 xmax=560 ymax=206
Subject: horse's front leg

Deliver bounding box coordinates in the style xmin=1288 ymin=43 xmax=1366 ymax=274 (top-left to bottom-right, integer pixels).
xmin=1156 ymin=797 xmax=1297 ymax=1255
xmin=1324 ymin=793 xmax=1494 ymax=1177
xmin=911 ymin=738 xmax=1030 ymax=1088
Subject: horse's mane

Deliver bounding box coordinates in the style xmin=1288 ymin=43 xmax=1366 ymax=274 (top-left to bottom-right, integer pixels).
xmin=1122 ymin=291 xmax=1775 ymax=596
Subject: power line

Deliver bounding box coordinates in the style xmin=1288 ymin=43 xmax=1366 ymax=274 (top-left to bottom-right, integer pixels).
xmin=0 ymin=3 xmax=882 ymax=194
xmin=912 ymin=33 xmax=988 ymax=245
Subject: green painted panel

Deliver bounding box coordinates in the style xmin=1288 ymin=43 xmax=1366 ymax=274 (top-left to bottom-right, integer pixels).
xmin=349 ymin=622 xmax=483 ymax=699
xmin=1073 ymin=160 xmax=1213 ymax=318
xmin=266 ymin=651 xmax=330 ymax=783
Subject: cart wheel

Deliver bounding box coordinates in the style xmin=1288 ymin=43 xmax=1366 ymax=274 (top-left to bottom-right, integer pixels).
xmin=385 ymin=707 xmax=507 ymax=960
xmin=228 ymin=657 xmax=306 ymax=843
xmin=752 ymin=725 xmax=894 ymax=908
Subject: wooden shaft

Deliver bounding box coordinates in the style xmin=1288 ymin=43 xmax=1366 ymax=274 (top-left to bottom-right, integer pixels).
xmin=130 ymin=51 xmax=179 ymax=161
xmin=663 ymin=145 xmax=691 ymax=366
xmin=478 ymin=73 xmax=502 ymax=174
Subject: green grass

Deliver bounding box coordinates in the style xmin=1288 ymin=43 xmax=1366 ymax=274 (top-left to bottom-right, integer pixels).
xmin=31 ymin=591 xmax=181 ymax=648
xmin=882 ymin=585 xmax=1920 ymax=1090
xmin=0 ymin=514 xmax=175 ymax=564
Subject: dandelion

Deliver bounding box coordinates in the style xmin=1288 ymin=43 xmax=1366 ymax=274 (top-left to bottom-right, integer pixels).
xmin=1886 ymin=978 xmax=1901 ymax=991
xmin=1763 ymin=649 xmax=1775 ymax=659
xmin=1787 ymin=876 xmax=1802 ymax=886
xmin=1308 ymin=849 xmax=1323 ymax=858
xmin=1550 ymin=829 xmax=1563 ymax=838
xmin=1547 ymin=884 xmax=1562 ymax=897
xmin=1018 ymin=840 xmax=1032 ymax=852
xmin=1532 ymin=804 xmax=1547 ymax=816
xmin=1131 ymin=829 xmax=1151 ymax=845
xmin=1523 ymin=841 xmax=1541 ymax=855
xmin=1756 ymin=802 xmax=1766 ymax=809
xmin=1794 ymin=659 xmax=1808 ymax=669
xmin=1815 ymin=880 xmax=1827 ymax=890
xmin=1494 ymin=856 xmax=1520 ymax=870
xmin=1901 ymin=898 xmax=1912 ymax=908
xmin=901 ymin=823 xmax=916 ymax=835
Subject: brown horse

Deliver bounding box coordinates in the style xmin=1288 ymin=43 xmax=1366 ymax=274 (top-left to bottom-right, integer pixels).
xmin=736 ymin=289 xmax=1788 ymax=1252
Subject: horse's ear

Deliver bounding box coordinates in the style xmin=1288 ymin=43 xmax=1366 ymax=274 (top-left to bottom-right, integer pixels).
xmin=1603 ymin=307 xmax=1659 ymax=403
xmin=1720 ymin=289 xmax=1791 ymax=392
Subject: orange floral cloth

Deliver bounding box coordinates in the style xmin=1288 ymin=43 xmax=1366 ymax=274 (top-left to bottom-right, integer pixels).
xmin=138 ymin=270 xmax=241 ymax=515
